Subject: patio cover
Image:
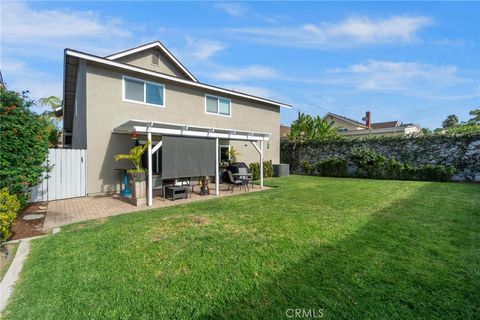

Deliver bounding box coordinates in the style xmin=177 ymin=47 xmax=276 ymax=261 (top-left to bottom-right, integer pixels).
xmin=112 ymin=119 xmax=269 ymax=206
xmin=112 ymin=120 xmax=271 ymax=141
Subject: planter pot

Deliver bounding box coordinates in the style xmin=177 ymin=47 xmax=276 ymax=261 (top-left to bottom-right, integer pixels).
xmin=127 ymin=172 xmax=146 ymax=206
xmin=128 ymin=171 xmax=146 ymax=182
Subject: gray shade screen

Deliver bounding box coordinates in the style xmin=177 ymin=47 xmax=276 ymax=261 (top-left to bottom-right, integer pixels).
xmin=162 ymin=136 xmax=216 ymax=179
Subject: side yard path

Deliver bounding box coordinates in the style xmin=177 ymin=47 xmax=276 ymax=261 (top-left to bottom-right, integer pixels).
xmin=2 ymin=176 xmax=479 ymax=319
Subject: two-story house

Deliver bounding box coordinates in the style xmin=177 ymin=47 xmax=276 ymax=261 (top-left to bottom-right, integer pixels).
xmin=61 ymin=41 xmax=291 ymax=204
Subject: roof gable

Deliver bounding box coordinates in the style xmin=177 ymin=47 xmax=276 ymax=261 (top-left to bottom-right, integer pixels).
xmin=323 ymin=112 xmax=368 ymax=128
xmin=105 ymin=41 xmax=198 ymax=82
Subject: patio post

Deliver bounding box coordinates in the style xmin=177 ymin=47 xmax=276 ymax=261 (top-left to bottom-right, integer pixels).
xmin=215 ymin=137 xmax=219 ymax=196
xmin=147 ymin=132 xmax=152 ymax=206
xmin=260 ymin=140 xmax=264 ymax=188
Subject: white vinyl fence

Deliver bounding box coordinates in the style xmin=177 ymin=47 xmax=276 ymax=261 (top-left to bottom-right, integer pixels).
xmin=29 ymin=149 xmax=87 ymax=203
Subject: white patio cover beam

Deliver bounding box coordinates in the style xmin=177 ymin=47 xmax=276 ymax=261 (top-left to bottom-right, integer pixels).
xmin=132 ymin=126 xmax=269 ymax=141
xmin=251 ymin=141 xmax=264 ymax=188
xmin=215 ymin=138 xmax=219 ymax=196
xmin=151 ymin=140 xmax=162 ymax=155
xmin=147 ymin=132 xmax=152 ymax=206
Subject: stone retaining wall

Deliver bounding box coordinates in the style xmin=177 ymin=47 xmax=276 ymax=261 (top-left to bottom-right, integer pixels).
xmin=281 ymin=134 xmax=480 ymax=181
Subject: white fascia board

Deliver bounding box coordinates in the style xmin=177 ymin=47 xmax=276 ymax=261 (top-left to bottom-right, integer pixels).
xmin=129 ymin=119 xmax=272 ymax=136
xmin=106 ymin=41 xmax=198 ymax=82
xmin=65 ymin=49 xmax=292 ymax=109
xmin=132 ymin=126 xmax=270 ymax=141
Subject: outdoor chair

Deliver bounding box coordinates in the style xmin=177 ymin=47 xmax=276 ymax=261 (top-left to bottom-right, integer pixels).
xmin=226 ymin=170 xmax=247 ymax=193
xmin=237 ymin=167 xmax=253 ymax=190
xmin=189 ymin=177 xmax=201 ymax=194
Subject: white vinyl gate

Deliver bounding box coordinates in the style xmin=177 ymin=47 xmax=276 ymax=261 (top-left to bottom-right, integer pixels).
xmin=29 ymin=149 xmax=87 ymax=202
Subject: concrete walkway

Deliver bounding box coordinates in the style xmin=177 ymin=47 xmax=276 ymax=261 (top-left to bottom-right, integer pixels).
xmin=43 ymin=184 xmax=265 ymax=230
xmin=0 ymin=240 xmax=30 ymax=313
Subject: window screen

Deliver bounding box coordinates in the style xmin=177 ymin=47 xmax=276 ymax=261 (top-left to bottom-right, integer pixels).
xmin=206 ymin=96 xmax=218 ymax=113
xmin=124 ymin=78 xmax=144 ymax=102
xmin=219 ymin=98 xmax=230 ymax=115
xmin=146 ymin=83 xmax=164 ymax=105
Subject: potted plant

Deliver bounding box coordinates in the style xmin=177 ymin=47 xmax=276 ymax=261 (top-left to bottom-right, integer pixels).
xmin=114 ymin=142 xmax=150 ymax=206
xmin=228 ymin=147 xmax=240 ymax=164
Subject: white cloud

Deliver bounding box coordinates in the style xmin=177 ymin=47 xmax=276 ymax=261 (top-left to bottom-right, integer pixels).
xmin=1 ymin=1 xmax=132 ymax=56
xmin=327 ymin=60 xmax=461 ymax=92
xmin=211 ymin=65 xmax=279 ymax=81
xmin=228 ymin=15 xmax=433 ymax=48
xmin=214 ymin=2 xmax=247 ymax=17
xmin=185 ymin=37 xmax=226 ymax=60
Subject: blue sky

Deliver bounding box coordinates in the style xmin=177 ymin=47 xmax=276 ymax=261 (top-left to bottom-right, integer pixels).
xmin=1 ymin=1 xmax=479 ymax=129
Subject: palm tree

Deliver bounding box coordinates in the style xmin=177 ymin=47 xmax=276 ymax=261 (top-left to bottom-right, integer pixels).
xmin=38 ymin=96 xmax=63 ymax=147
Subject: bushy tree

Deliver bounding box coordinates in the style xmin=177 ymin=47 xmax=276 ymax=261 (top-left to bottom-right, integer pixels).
xmin=38 ymin=96 xmax=62 ymax=148
xmin=0 ymin=89 xmax=50 ymax=204
xmin=442 ymin=114 xmax=459 ymax=128
xmin=289 ymin=112 xmax=339 ymax=145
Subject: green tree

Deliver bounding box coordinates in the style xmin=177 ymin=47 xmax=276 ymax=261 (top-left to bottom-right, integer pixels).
xmin=38 ymin=96 xmax=62 ymax=147
xmin=421 ymin=127 xmax=432 ymax=135
xmin=467 ymin=108 xmax=480 ymax=125
xmin=442 ymin=114 xmax=459 ymax=128
xmin=289 ymin=112 xmax=339 ymax=145
xmin=0 ymin=89 xmax=50 ymax=204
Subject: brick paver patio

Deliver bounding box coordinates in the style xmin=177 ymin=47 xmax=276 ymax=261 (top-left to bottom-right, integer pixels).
xmin=43 ymin=184 xmax=265 ymax=230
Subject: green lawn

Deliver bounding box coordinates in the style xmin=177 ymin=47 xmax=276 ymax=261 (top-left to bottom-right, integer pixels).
xmin=4 ymin=176 xmax=479 ymax=319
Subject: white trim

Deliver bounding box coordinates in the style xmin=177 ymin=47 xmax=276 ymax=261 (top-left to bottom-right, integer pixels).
xmin=122 ymin=75 xmax=165 ymax=108
xmin=205 ymin=94 xmax=231 ymax=117
xmin=106 ymin=41 xmax=199 ymax=82
xmin=65 ymin=49 xmax=292 ymax=109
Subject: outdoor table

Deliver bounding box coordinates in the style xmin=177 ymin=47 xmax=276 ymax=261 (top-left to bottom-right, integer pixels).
xmin=165 ymin=186 xmax=188 ymax=201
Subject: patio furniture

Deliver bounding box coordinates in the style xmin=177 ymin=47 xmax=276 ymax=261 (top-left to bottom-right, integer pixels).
xmin=226 ymin=170 xmax=247 ymax=193
xmin=189 ymin=177 xmax=201 ymax=194
xmin=236 ymin=166 xmax=253 ymax=190
xmin=165 ymin=186 xmax=188 ymax=201
xmin=115 ymin=169 xmax=132 ymax=197
xmin=161 ymin=179 xmax=176 ymax=200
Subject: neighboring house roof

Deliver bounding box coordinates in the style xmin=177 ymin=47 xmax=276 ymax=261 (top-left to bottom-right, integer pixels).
xmin=105 ymin=41 xmax=198 ymax=83
xmin=339 ymin=124 xmax=421 ymax=137
xmin=280 ymin=125 xmax=291 ymax=137
xmin=323 ymin=112 xmax=368 ymax=128
xmin=371 ymin=121 xmax=400 ymax=129
xmin=65 ymin=48 xmax=292 ymax=109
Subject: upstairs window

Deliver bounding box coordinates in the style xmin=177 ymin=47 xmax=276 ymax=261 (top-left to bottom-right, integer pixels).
xmin=205 ymin=94 xmax=231 ymax=116
xmin=123 ymin=76 xmax=165 ymax=107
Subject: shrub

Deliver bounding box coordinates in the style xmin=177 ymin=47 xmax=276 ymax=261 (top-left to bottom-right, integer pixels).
xmin=415 ymin=164 xmax=455 ymax=181
xmin=350 ymin=148 xmax=386 ymax=178
xmin=0 ymin=89 xmax=50 ymax=205
xmin=300 ymin=160 xmax=315 ymax=175
xmin=316 ymin=158 xmax=347 ymax=177
xmin=249 ymin=160 xmax=275 ymax=180
xmin=0 ymin=188 xmax=21 ymax=242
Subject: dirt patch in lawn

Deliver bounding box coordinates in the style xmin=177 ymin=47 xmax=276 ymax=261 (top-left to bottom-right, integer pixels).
xmin=9 ymin=203 xmax=47 ymax=240
xmin=0 ymin=242 xmax=19 ymax=281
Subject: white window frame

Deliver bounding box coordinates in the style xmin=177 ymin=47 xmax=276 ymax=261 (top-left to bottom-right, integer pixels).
xmin=205 ymin=94 xmax=231 ymax=117
xmin=122 ymin=75 xmax=166 ymax=108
